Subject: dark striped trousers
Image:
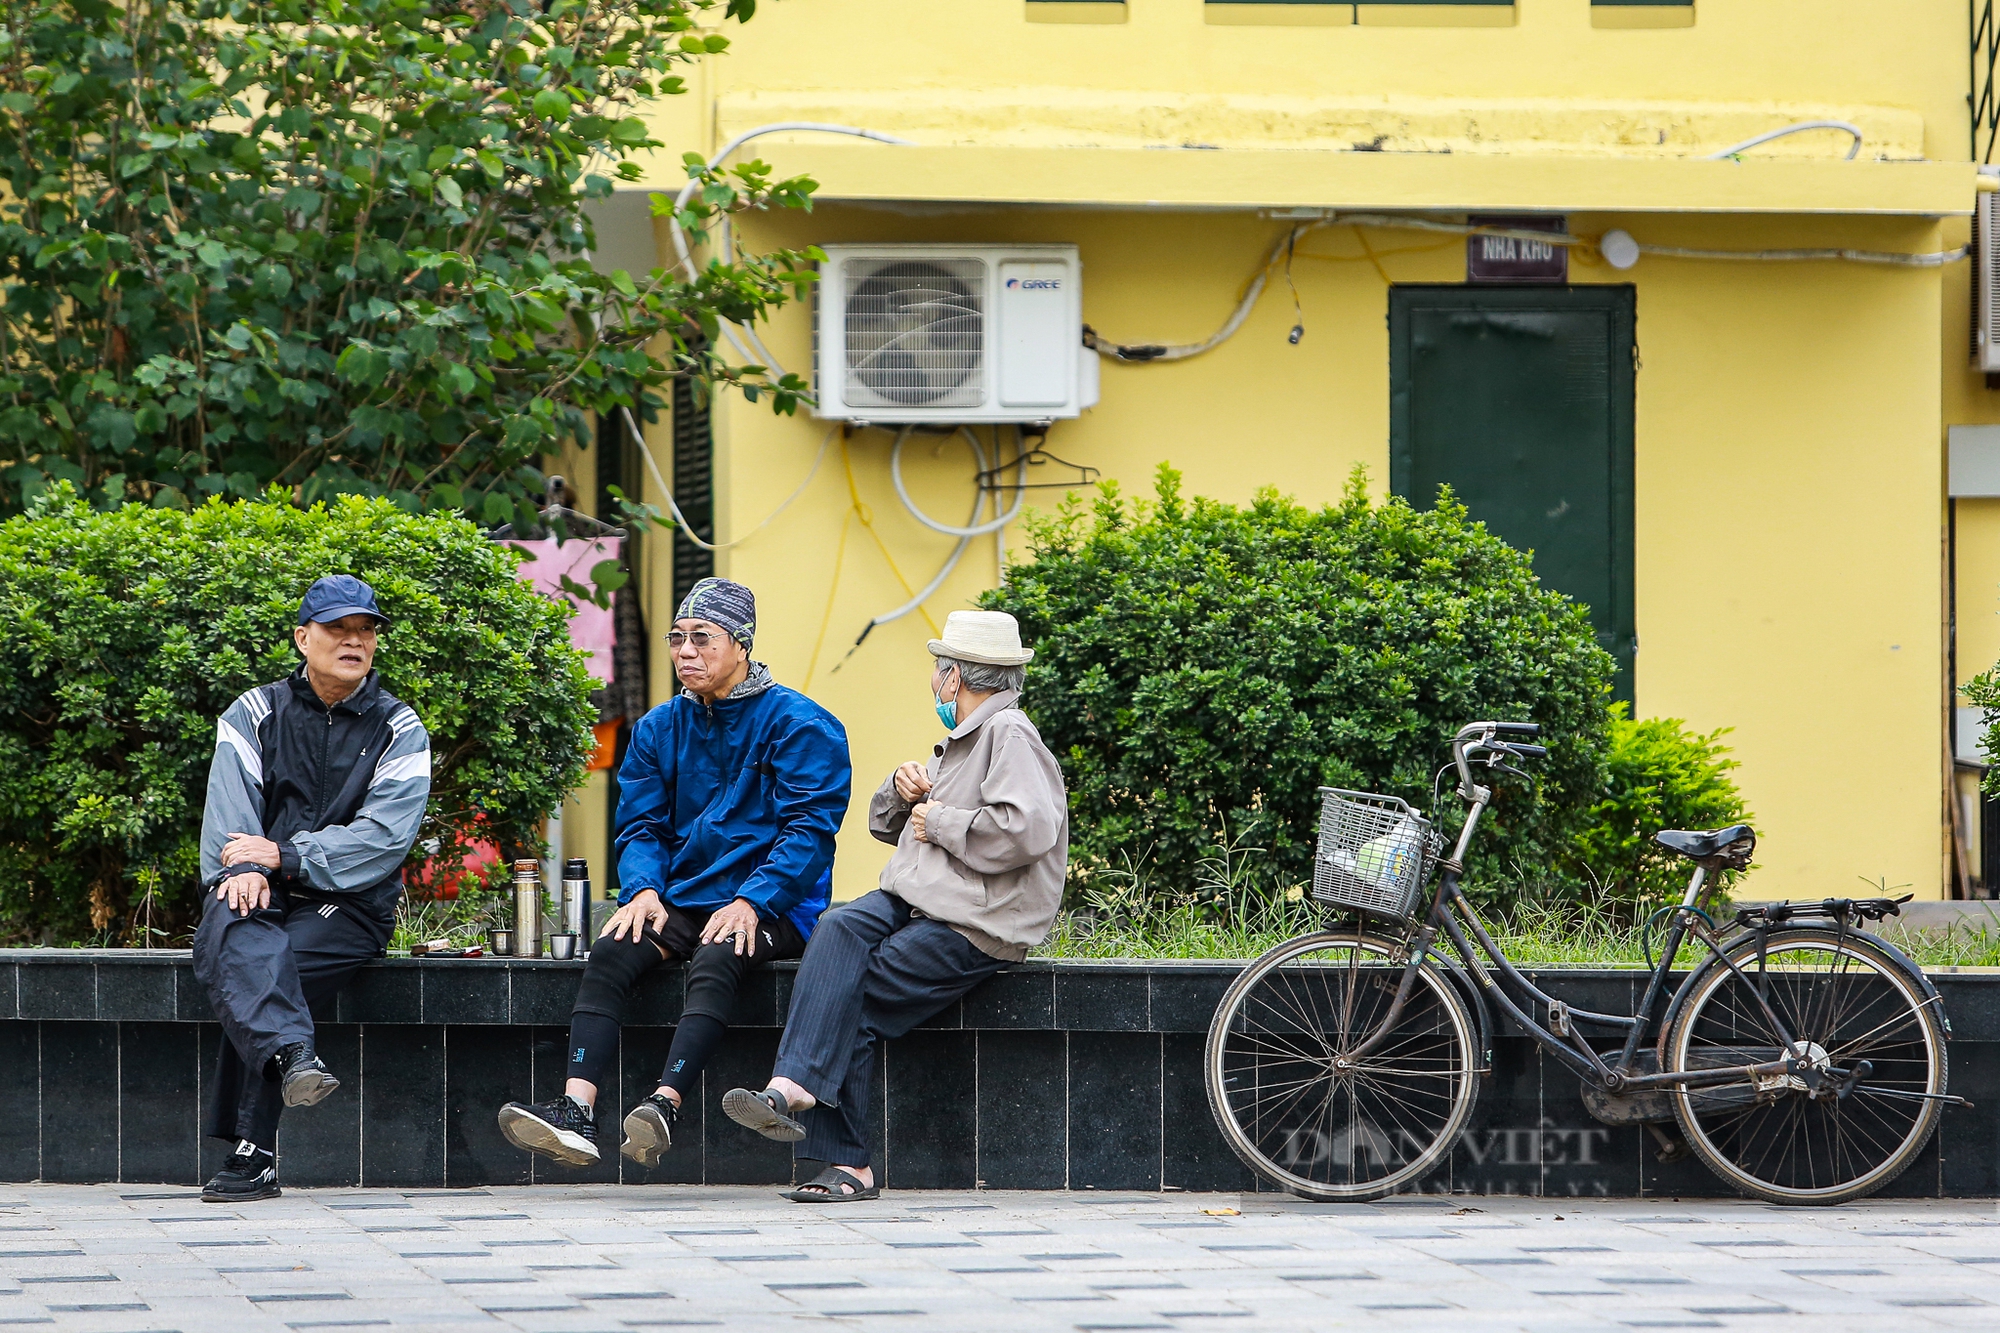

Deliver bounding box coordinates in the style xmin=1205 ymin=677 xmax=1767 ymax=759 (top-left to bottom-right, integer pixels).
xmin=773 ymin=889 xmax=1007 ymax=1167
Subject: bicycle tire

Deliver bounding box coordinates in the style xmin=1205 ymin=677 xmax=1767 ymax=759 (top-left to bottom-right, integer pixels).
xmin=1663 ymin=926 xmax=1946 ymax=1206
xmin=1205 ymin=930 xmax=1480 ymax=1201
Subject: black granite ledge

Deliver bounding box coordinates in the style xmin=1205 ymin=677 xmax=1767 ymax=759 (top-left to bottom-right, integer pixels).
xmin=0 ymin=950 xmax=1726 ymax=1030
xmin=5 ymin=950 xmax=1997 ymax=1196
xmin=7 ymin=949 xmax=1998 ymax=1033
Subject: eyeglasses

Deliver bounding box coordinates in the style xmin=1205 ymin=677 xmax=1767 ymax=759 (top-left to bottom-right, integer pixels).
xmin=667 ymin=629 xmax=731 ymax=650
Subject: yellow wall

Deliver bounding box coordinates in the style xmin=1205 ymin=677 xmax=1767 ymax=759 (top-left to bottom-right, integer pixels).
xmin=589 ymin=0 xmax=1977 ymax=900
xmin=707 ymin=0 xmax=1965 ymax=161
xmin=675 ymin=206 xmax=1944 ymax=901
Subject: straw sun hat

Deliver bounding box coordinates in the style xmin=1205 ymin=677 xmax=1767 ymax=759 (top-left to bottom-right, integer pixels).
xmin=927 ymin=610 xmax=1034 ymax=667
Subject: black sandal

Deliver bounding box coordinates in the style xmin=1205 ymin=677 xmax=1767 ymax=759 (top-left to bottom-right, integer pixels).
xmin=782 ymin=1166 xmax=879 ymax=1203
xmin=720 ymin=1086 xmax=807 ymax=1143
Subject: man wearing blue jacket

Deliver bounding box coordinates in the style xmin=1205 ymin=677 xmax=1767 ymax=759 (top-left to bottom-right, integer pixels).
xmin=498 ymin=577 xmax=851 ymax=1169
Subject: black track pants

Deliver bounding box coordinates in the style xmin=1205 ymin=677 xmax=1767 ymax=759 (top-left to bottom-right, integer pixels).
xmin=193 ymin=887 xmax=390 ymax=1149
xmin=567 ymin=901 xmax=804 ymax=1097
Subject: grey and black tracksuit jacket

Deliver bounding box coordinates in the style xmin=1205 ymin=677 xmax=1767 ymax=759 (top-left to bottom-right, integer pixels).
xmin=199 ymin=667 xmax=432 ymax=920
xmin=193 ymin=669 xmax=430 ymax=1145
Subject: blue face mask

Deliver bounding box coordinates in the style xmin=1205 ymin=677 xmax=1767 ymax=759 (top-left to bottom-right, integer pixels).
xmin=934 ymin=667 xmax=958 ymax=731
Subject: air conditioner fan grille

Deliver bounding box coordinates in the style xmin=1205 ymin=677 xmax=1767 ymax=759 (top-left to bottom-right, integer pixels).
xmin=842 ymin=258 xmax=985 ymax=409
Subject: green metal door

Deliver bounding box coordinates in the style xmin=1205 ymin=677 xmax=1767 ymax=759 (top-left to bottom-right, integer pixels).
xmin=1389 ymin=285 xmax=1636 ymax=700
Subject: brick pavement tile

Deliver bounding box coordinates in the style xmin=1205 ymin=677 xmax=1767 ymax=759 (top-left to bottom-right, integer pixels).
xmin=6 ymin=1188 xmax=2000 ymax=1331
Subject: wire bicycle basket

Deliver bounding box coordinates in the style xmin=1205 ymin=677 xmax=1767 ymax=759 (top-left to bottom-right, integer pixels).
xmin=1311 ymin=788 xmax=1442 ymax=923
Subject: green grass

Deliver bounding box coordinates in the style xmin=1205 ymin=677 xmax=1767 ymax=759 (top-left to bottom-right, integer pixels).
xmin=391 ymin=891 xmax=510 ymax=954
xmin=1033 ymin=893 xmax=2000 ymax=969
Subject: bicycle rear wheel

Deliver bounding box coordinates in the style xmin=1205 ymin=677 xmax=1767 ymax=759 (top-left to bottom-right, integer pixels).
xmin=1205 ymin=930 xmax=1478 ymax=1201
xmin=1663 ymin=926 xmax=1946 ymax=1206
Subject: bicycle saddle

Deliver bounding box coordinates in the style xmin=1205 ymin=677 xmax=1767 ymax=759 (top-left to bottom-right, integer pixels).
xmin=1653 ymin=824 xmax=1756 ymax=869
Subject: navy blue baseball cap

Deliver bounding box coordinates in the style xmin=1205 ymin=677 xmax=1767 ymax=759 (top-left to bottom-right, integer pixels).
xmin=298 ymin=575 xmax=388 ymax=628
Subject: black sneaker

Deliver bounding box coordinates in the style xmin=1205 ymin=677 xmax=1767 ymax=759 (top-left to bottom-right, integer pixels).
xmin=203 ymin=1140 xmax=279 ymax=1203
xmin=620 ymin=1093 xmax=680 ymax=1167
xmin=497 ymin=1095 xmax=599 ymax=1166
xmin=275 ymin=1042 xmax=339 ymax=1108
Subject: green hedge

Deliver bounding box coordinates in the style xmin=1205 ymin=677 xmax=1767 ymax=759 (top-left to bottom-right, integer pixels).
xmin=0 ymin=488 xmax=597 ymax=945
xmin=1574 ymin=706 xmax=1752 ymax=909
xmin=985 ymin=468 xmax=1616 ymax=909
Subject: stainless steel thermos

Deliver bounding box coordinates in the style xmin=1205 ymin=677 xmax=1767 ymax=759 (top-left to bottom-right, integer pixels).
xmin=510 ymin=858 xmax=543 ymax=959
xmin=560 ymin=858 xmax=589 ymax=938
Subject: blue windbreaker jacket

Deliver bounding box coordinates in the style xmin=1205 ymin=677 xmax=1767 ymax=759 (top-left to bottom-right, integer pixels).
xmin=612 ymin=672 xmax=851 ymax=941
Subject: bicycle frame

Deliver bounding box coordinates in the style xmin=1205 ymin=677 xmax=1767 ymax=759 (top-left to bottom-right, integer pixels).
xmin=1342 ymin=723 xmax=1812 ymax=1097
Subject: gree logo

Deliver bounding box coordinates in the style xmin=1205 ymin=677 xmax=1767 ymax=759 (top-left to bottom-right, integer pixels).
xmin=1005 ymin=278 xmax=1062 ymax=290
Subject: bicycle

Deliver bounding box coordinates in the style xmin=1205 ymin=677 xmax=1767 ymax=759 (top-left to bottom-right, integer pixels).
xmin=1204 ymin=720 xmax=1968 ymax=1206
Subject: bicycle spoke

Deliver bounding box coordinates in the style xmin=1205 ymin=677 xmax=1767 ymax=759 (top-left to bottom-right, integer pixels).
xmin=1230 ymin=1027 xmax=1333 ymax=1067
xmin=1825 ymin=1003 xmax=1930 ymax=1065
xmin=1210 ymin=935 xmax=1475 ymax=1199
xmin=1669 ymin=931 xmax=1942 ymax=1202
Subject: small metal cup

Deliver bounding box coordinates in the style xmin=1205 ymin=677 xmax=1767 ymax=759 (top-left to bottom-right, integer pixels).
xmin=547 ymin=933 xmax=580 ymax=961
xmin=487 ymin=928 xmax=512 ymax=957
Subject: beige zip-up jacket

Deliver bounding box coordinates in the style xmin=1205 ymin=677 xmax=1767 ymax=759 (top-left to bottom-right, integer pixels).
xmin=868 ymin=690 xmax=1069 ymax=961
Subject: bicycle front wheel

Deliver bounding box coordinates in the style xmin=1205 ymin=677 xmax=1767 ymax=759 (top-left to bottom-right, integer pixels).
xmin=1205 ymin=930 xmax=1479 ymax=1201
xmin=1664 ymin=926 xmax=1946 ymax=1206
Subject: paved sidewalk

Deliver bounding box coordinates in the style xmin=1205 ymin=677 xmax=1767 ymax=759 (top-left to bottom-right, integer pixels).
xmin=1 ymin=1186 xmax=1997 ymax=1332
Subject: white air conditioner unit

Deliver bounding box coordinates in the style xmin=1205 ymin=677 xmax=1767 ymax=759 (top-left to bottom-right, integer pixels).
xmin=812 ymin=243 xmax=1097 ymax=424
xmin=1979 ymin=168 xmax=2000 ymax=372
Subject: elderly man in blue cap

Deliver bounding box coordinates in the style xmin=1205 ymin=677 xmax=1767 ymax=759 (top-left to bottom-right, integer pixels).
xmin=495 ymin=577 xmax=852 ymax=1174
xmin=190 ymin=575 xmax=431 ymax=1203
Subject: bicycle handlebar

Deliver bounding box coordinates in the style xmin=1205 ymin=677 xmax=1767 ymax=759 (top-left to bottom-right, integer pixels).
xmin=1453 ymin=720 xmax=1540 ymax=741
xmin=1450 ymin=721 xmax=1544 ymax=801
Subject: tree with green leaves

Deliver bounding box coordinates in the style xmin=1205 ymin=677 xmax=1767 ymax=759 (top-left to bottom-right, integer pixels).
xmin=0 ymin=0 xmax=813 ymax=527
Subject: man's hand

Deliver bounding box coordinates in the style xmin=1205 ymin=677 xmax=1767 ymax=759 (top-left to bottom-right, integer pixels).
xmin=910 ymin=800 xmax=943 ymax=844
xmin=892 ymin=761 xmax=933 ymax=804
xmin=217 ymin=872 xmax=271 ymax=917
xmin=601 ymin=888 xmax=669 ymax=943
xmin=699 ymin=897 xmax=763 ymax=957
xmin=222 ymin=832 xmax=282 ymax=869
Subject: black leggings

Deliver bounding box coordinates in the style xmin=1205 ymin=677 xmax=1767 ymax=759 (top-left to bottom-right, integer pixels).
xmin=566 ymin=901 xmax=804 ymax=1102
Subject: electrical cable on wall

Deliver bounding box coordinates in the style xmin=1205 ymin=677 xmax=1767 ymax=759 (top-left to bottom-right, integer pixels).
xmin=890 ymin=425 xmax=1028 ymax=538
xmin=828 ymin=428 xmax=1004 ymax=673
xmin=802 ymin=425 xmax=1039 ymax=683
xmin=803 ymin=435 xmax=953 ymax=690
xmin=1086 ymin=208 xmax=1969 ymax=366
xmin=666 ymin=122 xmax=914 ymax=374
xmin=619 ymin=407 xmax=833 ymax=552
xmin=1706 ymin=120 xmax=1864 ymax=161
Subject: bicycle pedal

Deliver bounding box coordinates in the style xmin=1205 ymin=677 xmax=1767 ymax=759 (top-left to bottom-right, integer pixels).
xmin=1547 ymin=1000 xmax=1571 ymax=1037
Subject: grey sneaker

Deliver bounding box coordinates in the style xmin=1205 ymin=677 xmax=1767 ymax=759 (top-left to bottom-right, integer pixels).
xmin=620 ymin=1093 xmax=680 ymax=1167
xmin=497 ymin=1095 xmax=600 ymax=1166
xmin=276 ymin=1042 xmax=339 ymax=1108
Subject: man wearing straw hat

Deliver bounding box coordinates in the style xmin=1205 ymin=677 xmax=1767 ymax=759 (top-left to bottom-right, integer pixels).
xmin=722 ymin=610 xmax=1068 ymax=1201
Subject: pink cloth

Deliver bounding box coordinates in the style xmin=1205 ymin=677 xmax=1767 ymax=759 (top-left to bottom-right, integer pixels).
xmin=509 ymin=536 xmax=621 ymax=686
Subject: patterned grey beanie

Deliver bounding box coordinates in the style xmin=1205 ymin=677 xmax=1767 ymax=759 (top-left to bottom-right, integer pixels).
xmin=674 ymin=577 xmax=756 ymax=649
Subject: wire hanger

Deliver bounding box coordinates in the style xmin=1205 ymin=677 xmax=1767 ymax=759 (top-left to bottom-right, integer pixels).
xmin=974 ymin=449 xmax=1100 ymax=493
xmin=488 ymin=476 xmax=626 ymax=540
